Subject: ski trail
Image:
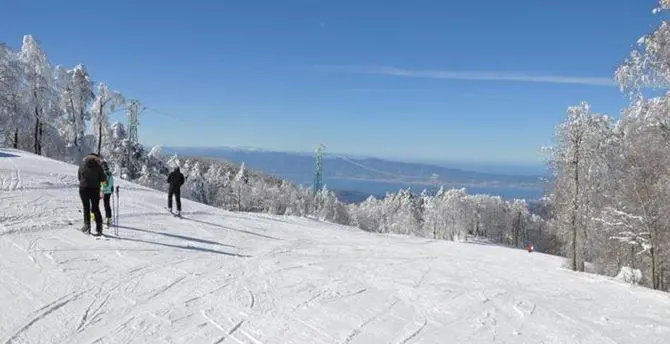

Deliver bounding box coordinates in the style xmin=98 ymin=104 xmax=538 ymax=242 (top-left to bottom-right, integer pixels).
xmin=398 ymin=316 xmax=428 ymax=344
xmin=3 ymin=290 xmax=85 ymax=344
xmin=143 ymin=275 xmax=187 ymax=302
xmin=77 ymin=292 xmax=112 ymax=333
xmin=228 ymin=320 xmax=244 ymax=335
xmin=76 ymin=295 xmax=98 ymax=332
xmin=0 ymin=157 xmax=23 ymax=191
xmin=2 ymin=149 xmax=670 ymax=343
xmin=548 ymin=307 xmax=619 ymax=344
xmin=201 ymin=310 xmax=245 ymax=344
xmin=343 ymin=298 xmax=400 ymax=343
xmin=246 ymin=288 xmax=255 ymax=309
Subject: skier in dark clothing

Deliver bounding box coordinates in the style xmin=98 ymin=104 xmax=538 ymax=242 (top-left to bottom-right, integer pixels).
xmin=167 ymin=167 xmax=185 ymax=216
xmin=78 ymin=153 xmax=107 ymax=235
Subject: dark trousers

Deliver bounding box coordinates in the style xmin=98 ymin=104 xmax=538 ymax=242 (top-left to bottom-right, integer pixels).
xmin=103 ymin=193 xmax=112 ymax=219
xmin=168 ymin=188 xmax=181 ymax=211
xmin=79 ymin=187 xmax=102 ymax=230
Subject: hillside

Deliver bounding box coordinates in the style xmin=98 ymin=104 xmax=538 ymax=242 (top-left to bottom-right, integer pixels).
xmin=1 ymin=148 xmax=669 ymax=343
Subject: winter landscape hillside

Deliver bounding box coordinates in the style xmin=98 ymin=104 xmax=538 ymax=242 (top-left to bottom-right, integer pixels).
xmin=2 ymin=149 xmax=670 ymax=343
xmin=162 ymin=146 xmax=546 ymax=201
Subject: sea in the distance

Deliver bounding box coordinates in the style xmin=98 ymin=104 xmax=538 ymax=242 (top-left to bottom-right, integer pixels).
xmin=280 ymin=175 xmax=546 ymax=203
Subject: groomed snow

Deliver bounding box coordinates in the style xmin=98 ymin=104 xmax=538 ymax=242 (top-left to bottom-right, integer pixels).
xmin=1 ymin=148 xmax=669 ymax=344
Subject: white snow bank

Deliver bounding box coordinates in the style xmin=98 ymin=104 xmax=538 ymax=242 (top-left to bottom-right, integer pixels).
xmin=616 ymin=266 xmax=644 ymax=285
xmin=1 ymin=148 xmax=670 ymax=343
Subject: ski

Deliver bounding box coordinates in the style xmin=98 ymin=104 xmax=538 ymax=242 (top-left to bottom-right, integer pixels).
xmin=75 ymin=226 xmax=108 ymax=239
xmin=166 ymin=207 xmax=182 ymax=218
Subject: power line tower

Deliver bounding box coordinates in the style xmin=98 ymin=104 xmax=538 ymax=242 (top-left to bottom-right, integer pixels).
xmin=313 ymin=144 xmax=325 ymax=196
xmin=127 ymin=99 xmax=142 ymax=145
xmin=125 ymin=99 xmax=146 ymax=179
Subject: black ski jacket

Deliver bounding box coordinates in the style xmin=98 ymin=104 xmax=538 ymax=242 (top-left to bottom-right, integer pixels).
xmin=167 ymin=169 xmax=185 ymax=191
xmin=78 ymin=154 xmax=107 ymax=189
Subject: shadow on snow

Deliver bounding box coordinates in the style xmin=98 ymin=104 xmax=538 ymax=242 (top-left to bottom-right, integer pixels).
xmin=180 ymin=216 xmax=285 ymax=241
xmin=118 ymin=225 xmax=237 ymax=248
xmin=0 ymin=151 xmax=20 ymax=158
xmin=112 ymin=225 xmax=251 ymax=258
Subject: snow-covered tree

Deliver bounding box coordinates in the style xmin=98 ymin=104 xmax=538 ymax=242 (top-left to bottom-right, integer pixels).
xmin=232 ymin=162 xmax=250 ymax=211
xmin=90 ymin=82 xmax=125 ymax=156
xmin=54 ymin=64 xmax=94 ymax=152
xmin=547 ymin=102 xmax=613 ymax=271
xmin=19 ymin=35 xmax=55 ymax=155
xmin=0 ymin=43 xmax=26 ymax=149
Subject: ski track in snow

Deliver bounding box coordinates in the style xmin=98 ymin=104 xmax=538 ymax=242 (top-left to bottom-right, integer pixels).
xmin=1 ymin=148 xmax=670 ymax=343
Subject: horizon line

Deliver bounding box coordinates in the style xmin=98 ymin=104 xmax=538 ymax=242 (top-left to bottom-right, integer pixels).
xmin=157 ymin=144 xmax=547 ymax=165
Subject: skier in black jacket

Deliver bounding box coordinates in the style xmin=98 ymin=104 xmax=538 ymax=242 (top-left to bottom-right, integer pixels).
xmin=78 ymin=153 xmax=107 ymax=235
xmin=167 ymin=167 xmax=185 ymax=216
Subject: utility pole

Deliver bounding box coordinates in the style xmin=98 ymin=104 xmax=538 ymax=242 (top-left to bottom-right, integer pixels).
xmin=313 ymin=144 xmax=325 ymax=196
xmin=126 ymin=99 xmax=145 ymax=179
xmin=127 ymin=99 xmax=143 ymax=145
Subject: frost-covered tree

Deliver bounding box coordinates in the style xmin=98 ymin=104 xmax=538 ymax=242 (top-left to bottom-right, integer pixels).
xmin=348 ymin=195 xmax=383 ymax=232
xmin=90 ymin=82 xmax=125 ymax=156
xmin=601 ymin=1 xmax=670 ymax=289
xmin=54 ymin=64 xmax=94 ymax=152
xmin=547 ymin=102 xmax=613 ymax=271
xmin=536 ymin=1 xmax=670 ymax=290
xmin=604 ymin=99 xmax=670 ymax=289
xmin=313 ymin=185 xmax=349 ymax=224
xmin=19 ymin=35 xmax=55 ymax=155
xmin=232 ymin=162 xmax=249 ymax=211
xmin=0 ymin=43 xmax=26 ymax=149
xmin=510 ymin=199 xmax=530 ymax=248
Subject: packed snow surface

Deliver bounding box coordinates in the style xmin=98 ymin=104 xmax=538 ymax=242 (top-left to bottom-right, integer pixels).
xmin=1 ymin=149 xmax=669 ymax=344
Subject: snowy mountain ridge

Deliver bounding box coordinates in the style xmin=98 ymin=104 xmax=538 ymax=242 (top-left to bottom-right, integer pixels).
xmin=1 ymin=148 xmax=669 ymax=343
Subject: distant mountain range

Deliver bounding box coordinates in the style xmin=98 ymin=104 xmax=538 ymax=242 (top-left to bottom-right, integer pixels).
xmin=162 ymin=146 xmax=550 ymax=203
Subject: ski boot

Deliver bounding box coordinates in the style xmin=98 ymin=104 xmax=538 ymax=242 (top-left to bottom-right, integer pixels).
xmin=106 ymin=218 xmax=112 ymax=227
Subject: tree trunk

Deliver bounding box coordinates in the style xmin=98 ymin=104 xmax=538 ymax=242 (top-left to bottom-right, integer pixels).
xmin=70 ymin=97 xmax=78 ymax=147
xmin=12 ymin=129 xmax=18 ymax=149
xmin=38 ymin=122 xmax=43 ymax=155
xmin=650 ymin=247 xmax=659 ymax=289
xmin=97 ymin=102 xmax=104 ymax=155
xmin=512 ymin=216 xmax=519 ymax=247
xmin=97 ymin=122 xmax=102 ymax=155
xmin=78 ymin=107 xmax=86 ymax=147
xmin=33 ymin=88 xmax=41 ymax=155
xmin=515 ymin=211 xmax=522 ymax=247
xmin=33 ymin=113 xmax=39 ymax=154
xmin=237 ymin=184 xmax=241 ymax=212
xmin=571 ymin=143 xmax=580 ymax=271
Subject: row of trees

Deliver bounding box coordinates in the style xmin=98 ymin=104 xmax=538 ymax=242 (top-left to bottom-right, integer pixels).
xmin=1 ymin=35 xmax=125 ymax=164
xmin=154 ymin=152 xmax=554 ymax=253
xmin=546 ymin=1 xmax=670 ymax=290
xmin=347 ymin=187 xmax=554 ymax=251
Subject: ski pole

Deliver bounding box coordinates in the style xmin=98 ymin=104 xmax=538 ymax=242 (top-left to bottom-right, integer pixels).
xmin=115 ymin=186 xmax=119 ymax=236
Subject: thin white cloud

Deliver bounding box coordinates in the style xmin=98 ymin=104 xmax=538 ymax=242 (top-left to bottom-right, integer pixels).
xmin=315 ymin=65 xmax=616 ymax=87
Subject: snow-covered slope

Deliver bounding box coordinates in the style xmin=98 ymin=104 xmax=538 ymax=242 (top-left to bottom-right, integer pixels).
xmin=1 ymin=149 xmax=669 ymax=344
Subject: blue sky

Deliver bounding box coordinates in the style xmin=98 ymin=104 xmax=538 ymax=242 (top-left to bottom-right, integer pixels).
xmin=0 ymin=0 xmax=661 ymax=164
